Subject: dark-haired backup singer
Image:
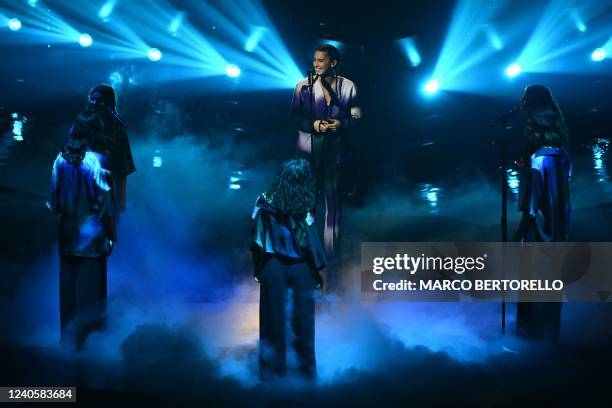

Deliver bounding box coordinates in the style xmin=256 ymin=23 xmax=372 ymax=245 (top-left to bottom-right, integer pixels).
xmin=250 ymin=159 xmax=327 ymax=380
xmin=87 ymin=84 xmax=136 ymax=212
xmin=47 ymin=112 xmax=116 ymax=350
xmin=290 ymin=44 xmax=362 ymax=257
xmin=513 ymin=84 xmax=572 ymax=342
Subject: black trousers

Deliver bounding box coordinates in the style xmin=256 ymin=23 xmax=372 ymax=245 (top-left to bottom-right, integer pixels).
xmin=60 ymin=255 xmax=107 ymax=350
xmin=516 ymin=302 xmax=562 ymax=341
xmin=259 ymin=257 xmax=316 ymax=380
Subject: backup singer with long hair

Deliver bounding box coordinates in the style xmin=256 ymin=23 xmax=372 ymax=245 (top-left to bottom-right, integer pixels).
xmin=250 ymin=159 xmax=326 ymax=380
xmin=514 ymin=84 xmax=572 ymax=341
xmin=47 ymin=111 xmax=116 ymax=350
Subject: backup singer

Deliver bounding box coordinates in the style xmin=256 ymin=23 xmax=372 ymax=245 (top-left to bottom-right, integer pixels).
xmin=514 ymin=84 xmax=571 ymax=341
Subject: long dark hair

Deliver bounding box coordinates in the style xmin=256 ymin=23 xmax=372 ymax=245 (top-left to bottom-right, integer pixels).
xmin=61 ymin=111 xmax=105 ymax=165
xmin=265 ymin=159 xmax=316 ymax=217
xmin=522 ymin=84 xmax=569 ymax=147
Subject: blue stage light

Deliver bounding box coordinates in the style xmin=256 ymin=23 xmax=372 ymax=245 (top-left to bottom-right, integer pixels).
xmin=168 ymin=12 xmax=185 ymax=36
xmin=505 ymin=63 xmax=521 ymax=77
xmin=424 ymin=79 xmax=440 ymax=94
xmin=8 ymin=18 xmax=22 ymax=31
xmin=225 ymin=64 xmax=241 ymax=78
xmin=245 ymin=26 xmax=267 ymax=52
xmin=79 ymin=33 xmax=93 ymax=47
xmin=591 ymin=47 xmax=606 ymax=62
xmin=486 ymin=30 xmax=503 ymax=50
xmin=28 ymin=0 xmax=38 ymax=7
xmin=99 ymin=0 xmax=118 ymax=20
xmin=398 ymin=37 xmax=421 ymax=67
xmin=147 ymin=48 xmax=162 ymax=62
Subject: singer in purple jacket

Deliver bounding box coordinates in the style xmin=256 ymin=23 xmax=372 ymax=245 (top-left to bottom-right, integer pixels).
xmin=290 ymin=44 xmax=361 ymax=258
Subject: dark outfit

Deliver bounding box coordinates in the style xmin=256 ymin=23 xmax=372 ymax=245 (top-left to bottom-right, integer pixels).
xmin=100 ymin=120 xmax=136 ymax=212
xmin=250 ymin=194 xmax=326 ymax=380
xmin=47 ymin=151 xmax=116 ymax=349
xmin=88 ymin=84 xmax=136 ymax=212
xmin=514 ymin=108 xmax=571 ymax=341
xmin=291 ymin=76 xmax=360 ymax=255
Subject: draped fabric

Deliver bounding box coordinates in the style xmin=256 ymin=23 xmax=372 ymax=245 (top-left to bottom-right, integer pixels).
xmin=250 ymin=194 xmax=326 ymax=284
xmin=47 ymin=151 xmax=116 ymax=257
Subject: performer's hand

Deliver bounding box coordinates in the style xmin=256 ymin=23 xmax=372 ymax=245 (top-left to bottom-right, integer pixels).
xmin=326 ymin=119 xmax=341 ymax=132
xmin=314 ymin=120 xmax=329 ymax=133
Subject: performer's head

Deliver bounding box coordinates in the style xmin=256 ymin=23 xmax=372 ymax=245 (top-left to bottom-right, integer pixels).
xmin=88 ymin=84 xmax=117 ymax=113
xmin=63 ymin=111 xmax=104 ymax=164
xmin=521 ymin=84 xmax=569 ymax=146
xmin=521 ymin=84 xmax=555 ymax=113
xmin=266 ymin=159 xmax=316 ymax=217
xmin=313 ymin=44 xmax=340 ymax=77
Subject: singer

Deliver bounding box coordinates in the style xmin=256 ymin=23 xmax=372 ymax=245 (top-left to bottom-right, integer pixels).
xmin=87 ymin=84 xmax=136 ymax=212
xmin=290 ymin=44 xmax=361 ymax=260
xmin=513 ymin=84 xmax=572 ymax=342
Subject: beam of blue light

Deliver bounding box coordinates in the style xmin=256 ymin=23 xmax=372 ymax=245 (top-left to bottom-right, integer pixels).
xmin=591 ymin=47 xmax=606 ymax=61
xmin=115 ymin=0 xmax=227 ymax=75
xmin=1 ymin=3 xmax=81 ymax=45
xmin=397 ymin=37 xmax=421 ymax=67
xmin=244 ymin=25 xmax=267 ymax=52
xmin=505 ymin=63 xmax=521 ymax=77
xmin=516 ymin=0 xmax=611 ymax=73
xmin=28 ymin=0 xmax=38 ymax=7
xmin=79 ymin=33 xmax=92 ymax=47
xmin=50 ymin=1 xmax=154 ymax=59
xmin=8 ymin=17 xmax=21 ymax=31
xmin=98 ymin=0 xmax=118 ymax=20
xmin=431 ymin=0 xmax=510 ymax=92
xmin=190 ymin=0 xmax=303 ymax=88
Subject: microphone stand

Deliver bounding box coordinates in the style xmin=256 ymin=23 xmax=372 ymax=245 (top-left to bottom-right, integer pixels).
xmin=491 ymin=114 xmax=518 ymax=335
xmin=307 ymin=69 xmax=316 ymax=156
xmin=490 ymin=105 xmax=522 ymax=334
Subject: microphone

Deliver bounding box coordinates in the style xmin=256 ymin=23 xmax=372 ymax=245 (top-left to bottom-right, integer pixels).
xmin=106 ymin=107 xmax=128 ymax=128
xmin=491 ymin=105 xmax=520 ymax=123
xmin=88 ymin=100 xmax=128 ymax=128
xmin=307 ymin=68 xmax=318 ymax=88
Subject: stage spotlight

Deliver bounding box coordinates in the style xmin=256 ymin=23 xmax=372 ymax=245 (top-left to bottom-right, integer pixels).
xmin=79 ymin=33 xmax=93 ymax=47
xmin=98 ymin=0 xmax=117 ymax=20
xmin=424 ymin=79 xmax=440 ymax=94
xmin=245 ymin=26 xmax=267 ymax=52
xmin=28 ymin=0 xmax=38 ymax=6
xmin=147 ymin=48 xmax=162 ymax=62
xmin=591 ymin=48 xmax=606 ymax=62
xmin=8 ymin=18 xmax=22 ymax=31
xmin=168 ymin=12 xmax=185 ymax=36
xmin=225 ymin=64 xmax=241 ymax=78
xmin=505 ymin=63 xmax=521 ymax=77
